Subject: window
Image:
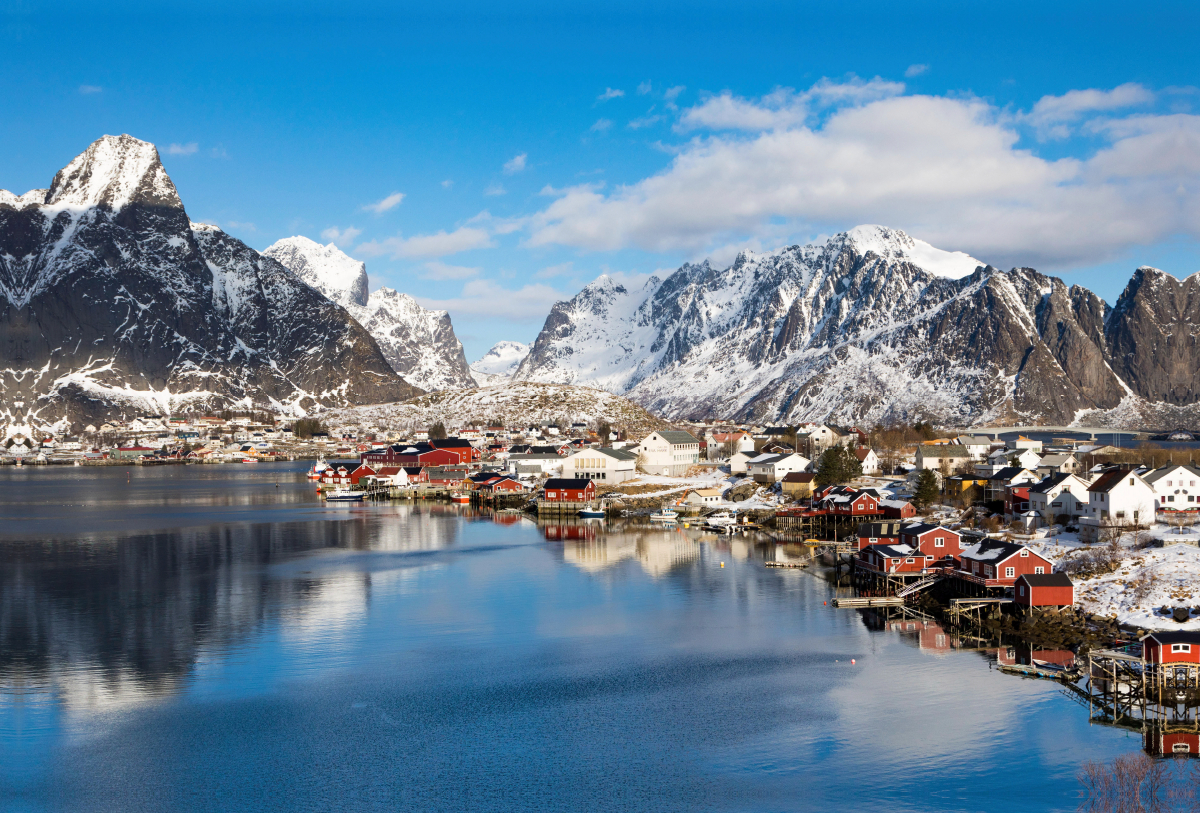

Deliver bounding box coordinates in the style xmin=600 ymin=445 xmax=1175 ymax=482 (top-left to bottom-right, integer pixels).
xmin=1173 ymin=644 xmax=1192 ymax=653
xmin=1005 ymin=566 xmax=1016 ymax=578
xmin=1020 ymin=550 xmax=1029 ymax=557
xmin=905 ymin=558 xmax=914 ymax=564
xmin=934 ymin=538 xmax=944 ymax=547
xmin=1019 ymin=585 xmax=1025 ymax=596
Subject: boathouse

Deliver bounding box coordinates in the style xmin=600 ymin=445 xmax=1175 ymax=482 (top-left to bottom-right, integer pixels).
xmin=856 ymin=521 xmax=904 ymax=551
xmin=957 ymin=540 xmax=1053 ymax=588
xmin=1014 ymin=572 xmax=1074 ymax=608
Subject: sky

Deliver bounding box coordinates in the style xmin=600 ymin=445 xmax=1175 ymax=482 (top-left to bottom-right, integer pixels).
xmin=2 ymin=1 xmax=1199 ymax=360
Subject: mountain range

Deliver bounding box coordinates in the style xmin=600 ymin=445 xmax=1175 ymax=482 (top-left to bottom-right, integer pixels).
xmin=0 ymin=135 xmax=419 ymax=429
xmin=513 ymin=226 xmax=1200 ymax=428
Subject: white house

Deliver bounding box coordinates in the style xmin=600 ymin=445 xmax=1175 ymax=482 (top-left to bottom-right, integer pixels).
xmin=915 ymin=444 xmax=973 ymax=471
xmin=707 ymin=431 xmax=755 ymax=460
xmin=729 ymin=450 xmax=755 ymax=474
xmin=1013 ymin=435 xmax=1043 ymax=453
xmin=748 ymin=452 xmax=810 ymax=484
xmin=1007 ymin=448 xmax=1043 ymax=471
xmin=1036 ymin=453 xmax=1082 ymax=478
xmin=955 ymin=435 xmax=993 ymax=460
xmin=1027 ymin=472 xmax=1091 ymax=525
xmin=638 ymin=431 xmax=702 ymax=477
xmin=1079 ymin=467 xmax=1157 ymax=541
xmin=795 ymin=424 xmax=842 ymax=455
xmin=1143 ymin=464 xmax=1200 ymax=514
xmin=854 ymin=447 xmax=881 ymax=475
xmin=563 ymin=446 xmax=638 ymax=483
xmin=684 ymin=488 xmax=723 ymax=506
xmin=505 ymin=453 xmax=565 ymax=476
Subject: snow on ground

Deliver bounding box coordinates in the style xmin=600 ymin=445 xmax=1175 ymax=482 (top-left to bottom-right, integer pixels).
xmin=1029 ymin=524 xmax=1200 ymax=630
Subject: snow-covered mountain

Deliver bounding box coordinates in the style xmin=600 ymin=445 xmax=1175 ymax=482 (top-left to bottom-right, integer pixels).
xmin=469 ymin=340 xmax=529 ymax=386
xmin=0 ymin=135 xmax=419 ymax=427
xmin=513 ymin=225 xmax=1200 ymax=427
xmin=263 ymin=236 xmax=475 ymax=392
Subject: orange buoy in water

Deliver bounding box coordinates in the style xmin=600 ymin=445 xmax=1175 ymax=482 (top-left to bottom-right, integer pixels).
xmin=851 ymin=659 xmax=856 ymax=665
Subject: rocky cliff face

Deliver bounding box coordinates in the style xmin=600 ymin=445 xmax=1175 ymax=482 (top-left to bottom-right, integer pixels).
xmin=0 ymin=135 xmax=419 ymax=427
xmin=262 ymin=236 xmax=475 ymax=392
xmin=514 ymin=226 xmax=1200 ymax=427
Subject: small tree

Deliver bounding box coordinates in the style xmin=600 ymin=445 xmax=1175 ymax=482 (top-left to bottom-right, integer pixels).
xmin=814 ymin=445 xmax=862 ymax=488
xmin=914 ymin=469 xmax=939 ymax=512
xmin=596 ymin=420 xmax=612 ymax=444
xmin=428 ymin=421 xmax=447 ymax=440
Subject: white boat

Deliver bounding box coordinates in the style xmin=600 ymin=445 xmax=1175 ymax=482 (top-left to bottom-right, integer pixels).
xmin=306 ymin=457 xmax=329 ymax=480
xmin=705 ymin=511 xmax=738 ymax=529
xmin=649 ymin=505 xmax=678 ymax=522
xmin=324 ymin=488 xmax=364 ymax=502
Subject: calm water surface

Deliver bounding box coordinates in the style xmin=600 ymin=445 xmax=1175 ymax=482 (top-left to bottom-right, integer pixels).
xmin=0 ymin=464 xmax=1143 ymax=812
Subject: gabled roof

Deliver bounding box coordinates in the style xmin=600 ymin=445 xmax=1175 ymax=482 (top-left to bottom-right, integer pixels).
xmin=543 ymin=478 xmax=596 ymax=489
xmin=1017 ymin=572 xmax=1072 ymax=587
xmin=863 ymin=543 xmax=917 ymax=558
xmin=655 ymin=430 xmax=701 ymax=445
xmin=960 ymin=539 xmax=1034 ymax=563
xmin=1028 ymin=472 xmax=1075 ymax=494
xmin=689 ymin=488 xmax=723 ymax=497
xmin=858 ymin=521 xmax=904 ymax=537
xmin=1143 ymin=464 xmax=1200 ymax=485
xmin=988 ymin=466 xmax=1031 ymax=482
xmin=900 ymin=523 xmax=956 ymax=537
xmin=597 ymin=446 xmax=638 ymax=461
xmin=1088 ymin=467 xmax=1141 ymax=494
xmin=1039 ymin=453 xmax=1078 ymax=466
xmin=853 ymin=447 xmax=875 ymax=461
xmin=1143 ymin=631 xmax=1200 ymax=645
xmin=920 ymin=445 xmax=971 ymax=457
xmin=782 ymin=471 xmax=815 ymax=483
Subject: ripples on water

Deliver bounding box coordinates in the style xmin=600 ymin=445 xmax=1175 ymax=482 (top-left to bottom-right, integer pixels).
xmin=0 ymin=464 xmax=1147 ymax=812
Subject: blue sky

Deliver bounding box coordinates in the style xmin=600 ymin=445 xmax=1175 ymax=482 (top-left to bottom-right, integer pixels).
xmin=2 ymin=1 xmax=1198 ymax=359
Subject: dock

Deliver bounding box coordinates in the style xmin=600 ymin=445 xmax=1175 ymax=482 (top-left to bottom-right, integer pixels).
xmin=832 ymin=596 xmax=904 ymax=608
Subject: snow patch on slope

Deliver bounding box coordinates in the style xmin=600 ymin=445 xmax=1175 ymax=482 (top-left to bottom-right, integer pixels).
xmin=470 ymin=341 xmax=529 ymax=385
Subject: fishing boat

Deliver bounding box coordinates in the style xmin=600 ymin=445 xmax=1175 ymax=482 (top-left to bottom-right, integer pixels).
xmin=306 ymin=457 xmax=329 ymax=480
xmin=578 ymin=504 xmax=606 ymax=519
xmin=705 ymin=511 xmax=737 ymax=529
xmin=449 ymin=491 xmax=470 ymax=504
xmin=324 ymin=488 xmax=364 ymax=502
xmin=649 ymin=504 xmax=678 ymax=522
xmin=242 ymin=457 xmax=259 ymax=463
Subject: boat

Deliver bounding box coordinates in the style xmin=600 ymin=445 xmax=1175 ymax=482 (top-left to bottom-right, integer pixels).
xmin=578 ymin=504 xmax=606 ymax=519
xmin=449 ymin=491 xmax=470 ymax=504
xmin=306 ymin=457 xmax=329 ymax=480
xmin=324 ymin=488 xmax=364 ymax=502
xmin=649 ymin=504 xmax=678 ymax=522
xmin=242 ymin=458 xmax=259 ymax=463
xmin=705 ymin=511 xmax=738 ymax=529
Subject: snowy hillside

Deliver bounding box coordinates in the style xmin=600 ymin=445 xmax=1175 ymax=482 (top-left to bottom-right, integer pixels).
xmin=322 ymin=382 xmax=664 ymax=436
xmin=0 ymin=134 xmax=417 ymax=426
xmin=514 ymin=225 xmax=1197 ymax=427
xmin=470 ymin=341 xmax=529 ymax=386
xmin=263 ymin=238 xmax=476 ymax=392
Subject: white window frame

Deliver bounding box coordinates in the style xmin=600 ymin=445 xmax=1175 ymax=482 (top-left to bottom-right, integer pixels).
xmin=1034 ymin=566 xmax=1044 ymax=575
xmin=1173 ymin=644 xmax=1192 ymax=653
xmin=1005 ymin=566 xmax=1015 ymax=578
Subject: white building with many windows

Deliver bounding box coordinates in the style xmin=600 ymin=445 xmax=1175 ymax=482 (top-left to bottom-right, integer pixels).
xmin=563 ymin=446 xmax=638 ymax=483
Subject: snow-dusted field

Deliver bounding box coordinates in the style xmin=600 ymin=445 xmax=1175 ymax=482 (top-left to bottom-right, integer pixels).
xmin=1029 ymin=525 xmax=1200 ymax=631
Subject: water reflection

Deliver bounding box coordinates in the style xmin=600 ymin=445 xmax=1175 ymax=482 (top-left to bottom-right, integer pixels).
xmin=544 ymin=520 xmax=702 ymax=577
xmin=0 ymin=511 xmax=459 ymax=715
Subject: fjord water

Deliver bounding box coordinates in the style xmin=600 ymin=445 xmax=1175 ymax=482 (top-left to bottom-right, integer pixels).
xmin=0 ymin=465 xmax=1138 ymax=812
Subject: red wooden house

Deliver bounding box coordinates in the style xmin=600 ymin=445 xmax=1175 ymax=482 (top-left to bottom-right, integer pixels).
xmin=1142 ymin=631 xmax=1200 ymax=666
xmin=482 ymin=477 xmax=527 ymax=494
xmin=1005 ymin=485 xmax=1031 ymax=516
xmin=541 ymin=478 xmax=596 ymax=502
xmin=880 ymin=500 xmax=916 ymax=519
xmin=818 ymin=486 xmax=881 ymax=517
xmin=957 ymin=540 xmax=1053 ymax=587
xmin=857 ymin=543 xmax=932 ymax=574
xmin=348 ymin=463 xmax=377 ymax=485
xmin=1145 ymin=724 xmax=1200 ymax=757
xmin=1014 ymin=573 xmax=1074 ymax=608
xmin=898 ymin=524 xmax=963 ymax=561
xmin=429 ymin=438 xmax=481 ymax=463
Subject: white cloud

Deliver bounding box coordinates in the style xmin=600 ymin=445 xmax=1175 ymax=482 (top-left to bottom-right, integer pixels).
xmin=484 ymin=183 xmax=507 ymax=196
xmin=356 ymin=226 xmax=494 ymax=259
xmin=677 ymin=78 xmax=905 ymax=132
xmin=320 ymin=226 xmax=362 ymax=246
xmin=225 ymin=220 xmax=256 ymax=232
xmin=167 ymin=142 xmax=199 ymax=156
xmin=905 ymin=64 xmax=930 ymax=78
xmin=1026 ymin=83 xmax=1154 ymax=139
xmin=590 ymin=119 xmax=613 ymax=133
xmin=526 ymin=80 xmax=1200 ymax=270
xmin=418 ymin=279 xmax=563 ymax=321
xmin=664 ymin=86 xmax=685 ymax=101
xmin=362 ymin=191 xmax=405 ymax=214
xmin=503 ymin=153 xmax=528 ymax=174
xmin=441 ymin=179 xmax=454 ymax=189
xmin=637 ymin=81 xmax=652 ymax=95
xmin=78 ymin=85 xmax=102 ymax=94
xmin=597 ymin=87 xmax=625 ymax=102
xmin=420 ymin=260 xmax=481 ymax=280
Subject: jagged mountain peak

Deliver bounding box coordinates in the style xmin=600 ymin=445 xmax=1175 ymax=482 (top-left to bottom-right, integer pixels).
xmin=470 ymin=341 xmax=529 ymax=386
xmin=263 ymin=238 xmax=475 ymax=391
xmin=262 ymin=236 xmax=368 ymax=308
xmin=45 ymin=134 xmax=180 ymax=213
